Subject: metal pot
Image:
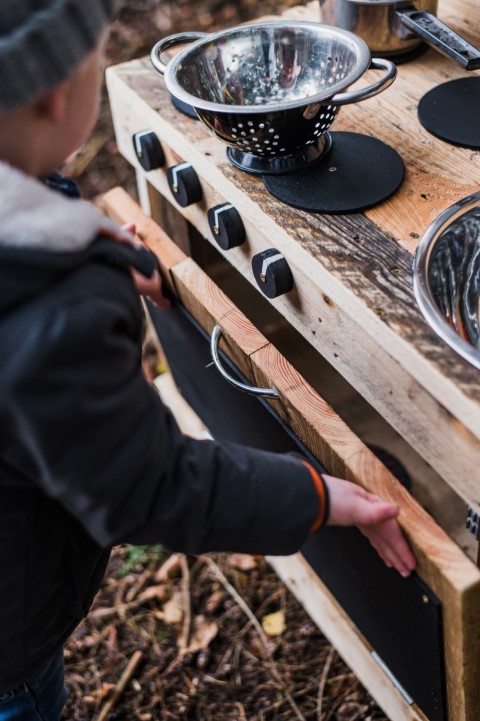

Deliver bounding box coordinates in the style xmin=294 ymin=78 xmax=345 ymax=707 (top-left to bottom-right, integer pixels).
xmin=151 ymin=21 xmax=396 ymax=173
xmin=319 ymin=0 xmax=480 ymax=69
xmin=413 ymin=192 xmax=480 ymax=369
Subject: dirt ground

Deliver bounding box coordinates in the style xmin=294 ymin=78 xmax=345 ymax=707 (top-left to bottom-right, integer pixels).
xmin=64 ymin=2 xmax=390 ymax=719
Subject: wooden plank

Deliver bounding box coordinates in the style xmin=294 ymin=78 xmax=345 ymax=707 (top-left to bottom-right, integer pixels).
xmin=170 ymin=257 xmax=270 ymax=381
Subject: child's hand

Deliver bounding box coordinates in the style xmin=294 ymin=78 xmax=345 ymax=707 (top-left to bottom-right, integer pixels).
xmin=322 ymin=474 xmax=416 ymax=578
xmin=130 ymin=266 xmax=171 ymax=309
xmin=121 ymin=223 xmax=171 ymax=309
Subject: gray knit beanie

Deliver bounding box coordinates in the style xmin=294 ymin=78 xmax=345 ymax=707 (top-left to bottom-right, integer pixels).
xmin=0 ymin=0 xmax=119 ymax=113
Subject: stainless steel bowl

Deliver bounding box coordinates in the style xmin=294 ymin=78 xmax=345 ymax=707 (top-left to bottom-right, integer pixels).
xmin=151 ymin=22 xmax=396 ymax=174
xmin=413 ymin=192 xmax=480 ymax=369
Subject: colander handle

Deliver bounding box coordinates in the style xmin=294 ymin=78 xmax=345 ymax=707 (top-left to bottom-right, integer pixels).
xmin=151 ymin=32 xmax=209 ymax=75
xmin=329 ymin=58 xmax=397 ymax=106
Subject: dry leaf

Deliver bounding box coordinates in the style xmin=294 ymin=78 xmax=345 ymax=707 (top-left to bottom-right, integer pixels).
xmin=227 ymin=554 xmax=257 ymax=571
xmin=184 ymin=615 xmax=218 ymax=654
xmin=262 ymin=610 xmax=286 ymax=637
xmin=87 ymin=683 xmax=115 ymax=701
xmin=162 ymin=592 xmax=184 ymax=625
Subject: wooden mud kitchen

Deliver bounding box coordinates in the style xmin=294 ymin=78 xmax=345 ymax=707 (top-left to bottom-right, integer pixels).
xmin=102 ymin=2 xmax=480 ymax=720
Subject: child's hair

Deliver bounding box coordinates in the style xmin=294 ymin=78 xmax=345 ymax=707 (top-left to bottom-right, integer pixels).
xmin=0 ymin=0 xmax=118 ymax=113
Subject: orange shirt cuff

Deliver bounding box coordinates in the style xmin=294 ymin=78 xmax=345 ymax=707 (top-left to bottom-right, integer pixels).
xmin=301 ymin=460 xmax=329 ymax=532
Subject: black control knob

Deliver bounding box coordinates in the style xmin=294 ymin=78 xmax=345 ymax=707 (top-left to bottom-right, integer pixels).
xmin=132 ymin=131 xmax=165 ymax=171
xmin=207 ymin=203 xmax=246 ymax=250
xmin=252 ymin=249 xmax=293 ymax=299
xmin=167 ymin=163 xmax=203 ymax=207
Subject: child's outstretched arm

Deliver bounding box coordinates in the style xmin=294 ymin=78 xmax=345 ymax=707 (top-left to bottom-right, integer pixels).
xmin=322 ymin=474 xmax=416 ymax=578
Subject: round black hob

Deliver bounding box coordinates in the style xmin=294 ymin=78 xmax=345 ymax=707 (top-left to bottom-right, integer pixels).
xmin=263 ymin=132 xmax=404 ymax=215
xmin=418 ymin=78 xmax=480 ymax=149
xmin=170 ymin=93 xmax=199 ymax=120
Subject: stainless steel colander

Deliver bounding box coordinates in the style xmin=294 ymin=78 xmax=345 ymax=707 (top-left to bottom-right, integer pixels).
xmin=151 ymin=22 xmax=396 ymax=173
xmin=413 ymin=192 xmax=480 ymax=369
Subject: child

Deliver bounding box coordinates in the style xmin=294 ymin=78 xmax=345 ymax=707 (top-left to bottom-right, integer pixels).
xmin=0 ymin=1 xmax=416 ymax=719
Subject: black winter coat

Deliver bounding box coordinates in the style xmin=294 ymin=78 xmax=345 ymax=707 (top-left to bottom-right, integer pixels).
xmin=0 ymin=185 xmax=321 ymax=690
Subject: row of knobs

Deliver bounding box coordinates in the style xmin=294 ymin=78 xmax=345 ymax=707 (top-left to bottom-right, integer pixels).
xmin=133 ymin=130 xmax=293 ymax=299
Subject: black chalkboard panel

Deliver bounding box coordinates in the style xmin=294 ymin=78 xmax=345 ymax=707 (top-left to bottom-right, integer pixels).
xmin=302 ymin=528 xmax=446 ymax=721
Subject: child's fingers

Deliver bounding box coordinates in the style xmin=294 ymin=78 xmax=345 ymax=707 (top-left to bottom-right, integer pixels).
xmin=354 ymin=498 xmax=399 ymax=526
xmin=361 ymin=520 xmax=416 ymax=577
xmin=357 ymin=496 xmax=417 ymax=574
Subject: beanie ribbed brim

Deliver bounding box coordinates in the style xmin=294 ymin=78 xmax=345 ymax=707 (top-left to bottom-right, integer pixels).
xmin=0 ymin=0 xmax=118 ymax=113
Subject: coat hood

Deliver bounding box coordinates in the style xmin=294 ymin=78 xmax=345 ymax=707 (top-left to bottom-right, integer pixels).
xmin=0 ymin=162 xmax=155 ymax=314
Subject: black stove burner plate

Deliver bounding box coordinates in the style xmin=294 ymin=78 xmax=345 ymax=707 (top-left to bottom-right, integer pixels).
xmin=170 ymin=93 xmax=198 ymax=120
xmin=263 ymin=132 xmax=404 ymax=215
xmin=418 ymin=78 xmax=480 ymax=149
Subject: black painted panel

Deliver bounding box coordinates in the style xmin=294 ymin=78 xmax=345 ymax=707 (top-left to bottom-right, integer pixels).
xmin=302 ymin=528 xmax=446 ymax=721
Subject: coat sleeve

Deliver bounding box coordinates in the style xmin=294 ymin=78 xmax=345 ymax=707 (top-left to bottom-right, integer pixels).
xmin=7 ymin=272 xmax=320 ymax=556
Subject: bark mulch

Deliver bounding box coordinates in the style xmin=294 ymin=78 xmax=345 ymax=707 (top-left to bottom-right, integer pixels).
xmin=64 ymin=2 xmax=390 ymax=719
xmin=64 ymin=548 xmax=387 ymax=721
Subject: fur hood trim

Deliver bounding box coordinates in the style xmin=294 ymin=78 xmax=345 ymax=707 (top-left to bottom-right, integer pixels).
xmin=0 ymin=161 xmax=132 ymax=251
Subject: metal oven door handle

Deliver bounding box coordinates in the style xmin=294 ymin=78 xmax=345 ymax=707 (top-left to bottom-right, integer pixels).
xmin=210 ymin=324 xmax=280 ymax=399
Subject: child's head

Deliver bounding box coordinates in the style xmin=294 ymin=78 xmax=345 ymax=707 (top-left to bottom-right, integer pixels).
xmin=0 ymin=0 xmax=118 ymax=177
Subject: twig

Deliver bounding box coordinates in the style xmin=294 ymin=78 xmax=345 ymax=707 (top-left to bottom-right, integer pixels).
xmin=199 ymin=555 xmax=307 ymax=721
xmin=96 ymin=650 xmax=143 ymax=721
xmin=234 ymin=701 xmax=249 ymax=720
xmin=177 ymin=554 xmax=191 ymax=653
xmin=317 ymin=646 xmax=335 ymax=721
xmin=125 ymin=566 xmax=155 ymax=603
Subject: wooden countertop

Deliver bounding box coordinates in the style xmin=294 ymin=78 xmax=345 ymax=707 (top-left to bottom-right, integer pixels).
xmin=106 ymin=0 xmax=480 ymax=509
